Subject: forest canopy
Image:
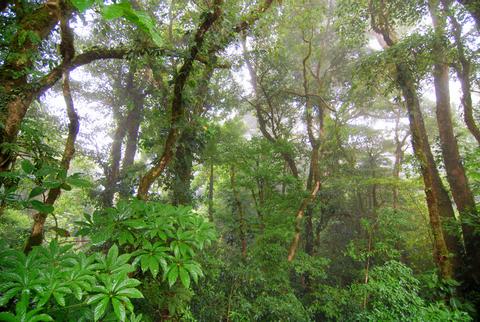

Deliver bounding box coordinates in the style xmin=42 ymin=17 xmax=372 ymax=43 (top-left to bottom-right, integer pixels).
xmin=0 ymin=0 xmax=479 ymax=321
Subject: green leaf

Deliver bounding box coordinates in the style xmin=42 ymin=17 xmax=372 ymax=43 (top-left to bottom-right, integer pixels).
xmin=71 ymin=0 xmax=95 ymax=12
xmin=21 ymin=159 xmax=35 ymax=174
xmin=148 ymin=257 xmax=159 ymax=278
xmin=66 ymin=176 xmax=92 ymax=188
xmin=167 ymin=266 xmax=179 ymax=287
xmin=93 ymin=297 xmax=109 ymax=321
xmin=53 ymin=292 xmax=65 ymax=306
xmin=29 ymin=314 xmax=54 ymax=322
xmin=42 ymin=180 xmax=62 ymax=189
xmin=106 ymin=244 xmax=119 ymax=265
xmin=112 ymin=297 xmax=126 ymax=321
xmin=179 ymin=267 xmax=190 ymax=289
xmin=101 ymin=3 xmax=129 ymax=20
xmin=0 ymin=312 xmax=17 ymax=322
xmin=0 ymin=287 xmax=21 ymax=306
xmin=30 ymin=200 xmax=54 ymax=214
xmin=28 ymin=187 xmax=46 ymax=199
xmin=86 ymin=293 xmax=105 ymax=305
xmin=116 ymin=288 xmax=143 ymax=299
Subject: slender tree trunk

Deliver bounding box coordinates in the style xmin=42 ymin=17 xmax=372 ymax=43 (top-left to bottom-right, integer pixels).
xmin=122 ymin=93 xmax=144 ymax=171
xmin=25 ymin=69 xmax=79 ymax=252
xmin=24 ymin=9 xmax=79 ymax=252
xmin=208 ymin=162 xmax=214 ymax=222
xmin=240 ymin=35 xmax=299 ymax=179
xmin=230 ymin=166 xmax=247 ymax=258
xmin=287 ymin=179 xmax=320 ymax=262
xmin=287 ymin=30 xmax=323 ymax=261
xmin=430 ymin=0 xmax=480 ymax=287
xmin=102 ymin=113 xmax=128 ymax=207
xmin=392 ymin=108 xmax=407 ymax=210
xmin=446 ymin=5 xmax=480 ymax=145
xmin=118 ymin=92 xmax=144 ymax=198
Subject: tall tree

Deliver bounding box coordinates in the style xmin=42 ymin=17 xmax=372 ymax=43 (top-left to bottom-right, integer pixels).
xmin=368 ymin=0 xmax=462 ymax=280
xmin=429 ymin=0 xmax=480 ymax=288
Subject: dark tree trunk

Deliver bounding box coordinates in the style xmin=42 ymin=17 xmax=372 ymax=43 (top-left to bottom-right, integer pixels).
xmin=0 ymin=4 xmax=127 ymax=175
xmin=24 ymin=11 xmax=79 ymax=252
xmin=137 ymin=0 xmax=224 ymax=200
xmin=172 ymin=130 xmax=194 ymax=206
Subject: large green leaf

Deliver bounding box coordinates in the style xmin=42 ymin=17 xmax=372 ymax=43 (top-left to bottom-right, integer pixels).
xmin=30 ymin=200 xmax=54 ymax=214
xmin=111 ymin=297 xmax=126 ymax=321
xmin=116 ymin=288 xmax=143 ymax=299
xmin=70 ymin=0 xmax=95 ymax=12
xmin=28 ymin=187 xmax=46 ymax=199
xmin=178 ymin=267 xmax=190 ymax=289
xmin=21 ymin=159 xmax=35 ymax=174
xmin=167 ymin=266 xmax=179 ymax=287
xmin=93 ymin=297 xmax=109 ymax=321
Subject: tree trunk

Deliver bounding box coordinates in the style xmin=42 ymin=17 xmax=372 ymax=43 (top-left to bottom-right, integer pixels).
xmin=24 ymin=10 xmax=79 ymax=252
xmin=230 ymin=166 xmax=247 ymax=258
xmin=208 ymin=162 xmax=214 ymax=222
xmin=240 ymin=35 xmax=300 ymax=179
xmin=172 ymin=130 xmax=194 ymax=206
xmin=25 ymin=69 xmax=79 ymax=252
xmin=102 ymin=112 xmax=128 ymax=207
xmin=397 ymin=63 xmax=460 ymax=280
xmin=369 ymin=7 xmax=461 ymax=280
xmin=430 ymin=0 xmax=480 ymax=287
xmin=121 ymin=94 xmax=144 ymax=171
xmin=137 ymin=0 xmax=224 ymax=200
xmin=392 ymin=107 xmax=407 ymax=210
xmin=446 ymin=6 xmax=480 ymax=145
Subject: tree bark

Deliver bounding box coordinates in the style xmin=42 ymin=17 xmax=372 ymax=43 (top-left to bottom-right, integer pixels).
xmin=136 ymin=0 xmax=224 ymax=200
xmin=24 ymin=7 xmax=79 ymax=252
xmin=208 ymin=162 xmax=214 ymax=222
xmin=392 ymin=106 xmax=408 ymax=210
xmin=430 ymin=0 xmax=480 ymax=287
xmin=171 ymin=129 xmax=194 ymax=206
xmin=369 ymin=3 xmax=461 ymax=280
xmin=446 ymin=6 xmax=480 ymax=145
xmin=0 ymin=47 xmax=131 ymax=175
xmin=287 ymin=31 xmax=322 ymax=261
xmin=240 ymin=35 xmax=300 ymax=179
xmin=230 ymin=166 xmax=247 ymax=258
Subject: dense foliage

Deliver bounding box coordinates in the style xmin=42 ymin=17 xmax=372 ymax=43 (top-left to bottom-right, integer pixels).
xmin=1 ymin=0 xmax=479 ymax=320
